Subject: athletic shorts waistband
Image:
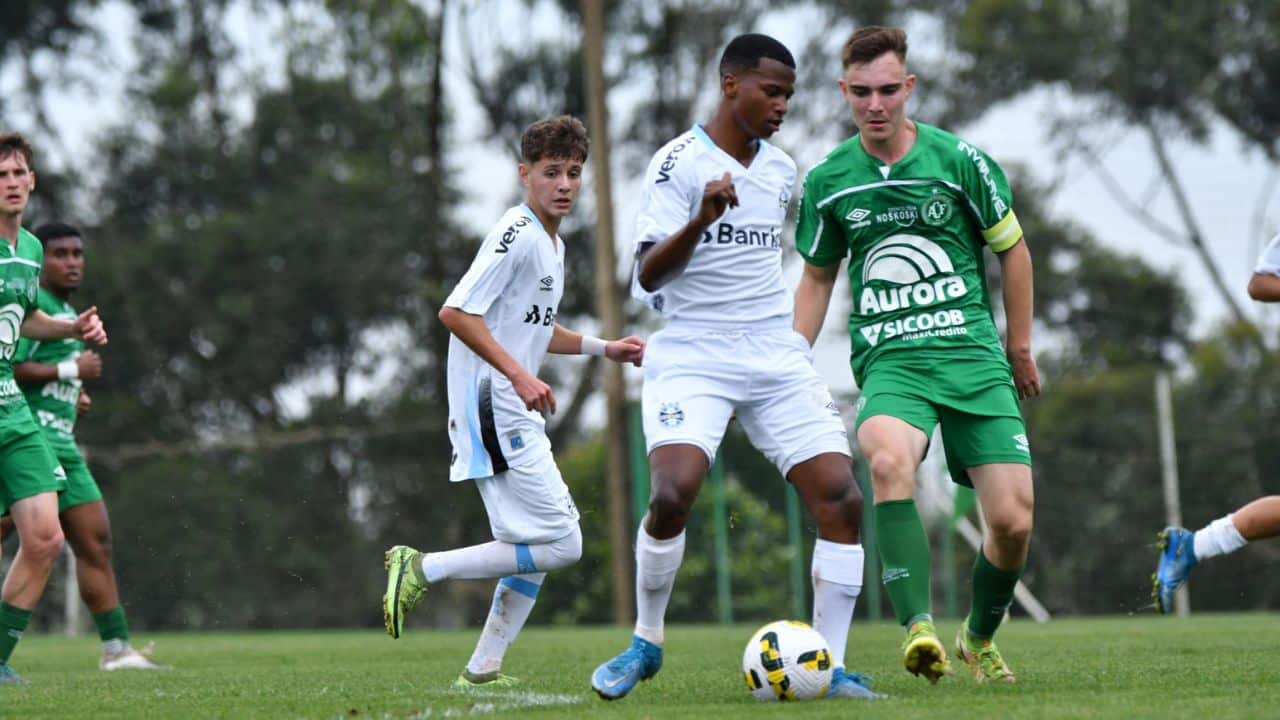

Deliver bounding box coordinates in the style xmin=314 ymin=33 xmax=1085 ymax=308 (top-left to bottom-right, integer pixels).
xmin=661 ymin=315 xmax=793 ymax=335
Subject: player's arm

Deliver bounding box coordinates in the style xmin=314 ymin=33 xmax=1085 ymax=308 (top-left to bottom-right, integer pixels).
xmin=548 ymin=323 xmax=645 ymax=366
xmin=997 ymin=237 xmax=1040 ymax=400
xmin=21 ymin=307 xmax=107 ymax=345
xmin=637 ymin=172 xmax=738 ymax=291
xmin=439 ymin=306 xmax=555 ymax=414
xmin=794 ymin=262 xmax=841 ymax=347
xmin=1248 ymin=273 xmax=1280 ymax=302
xmin=14 ymin=349 xmax=102 ymax=385
xmin=793 ymin=168 xmax=845 ymax=346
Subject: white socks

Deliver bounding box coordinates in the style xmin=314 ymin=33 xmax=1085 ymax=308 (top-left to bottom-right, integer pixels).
xmin=633 ymin=526 xmax=686 ymax=646
xmin=466 ymin=573 xmax=546 ymax=676
xmin=810 ymin=539 xmax=864 ymax=669
xmin=421 ymin=526 xmax=582 ymax=582
xmin=1194 ymin=514 xmax=1248 ymax=560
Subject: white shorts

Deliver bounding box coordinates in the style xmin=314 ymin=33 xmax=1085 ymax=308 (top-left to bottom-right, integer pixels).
xmin=641 ymin=320 xmax=850 ymax=477
xmin=474 ymin=447 xmax=580 ymax=545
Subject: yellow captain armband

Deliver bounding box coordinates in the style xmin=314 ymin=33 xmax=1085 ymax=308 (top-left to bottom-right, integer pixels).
xmin=983 ymin=210 xmax=1023 ymax=253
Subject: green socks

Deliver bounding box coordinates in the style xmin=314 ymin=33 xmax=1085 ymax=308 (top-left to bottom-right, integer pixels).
xmin=966 ymin=550 xmax=1023 ymax=638
xmin=0 ymin=602 xmax=33 ymax=665
xmin=93 ymin=606 xmax=130 ymax=644
xmin=875 ymin=499 xmax=934 ymax=626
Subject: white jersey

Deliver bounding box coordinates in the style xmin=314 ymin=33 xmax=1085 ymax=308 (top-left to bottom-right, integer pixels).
xmin=631 ymin=125 xmax=796 ymax=327
xmin=444 ymin=204 xmax=565 ymax=482
xmin=1256 ymin=232 xmax=1280 ymax=276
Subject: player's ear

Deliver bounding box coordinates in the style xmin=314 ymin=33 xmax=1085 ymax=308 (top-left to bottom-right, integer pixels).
xmin=517 ymin=162 xmax=530 ymax=187
xmin=721 ymin=72 xmax=739 ymax=99
xmin=904 ymin=74 xmax=916 ymax=95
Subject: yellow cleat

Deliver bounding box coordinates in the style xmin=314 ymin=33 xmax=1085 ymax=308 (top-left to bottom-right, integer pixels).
xmin=955 ymin=628 xmax=1016 ymax=683
xmin=901 ymin=619 xmax=951 ymax=683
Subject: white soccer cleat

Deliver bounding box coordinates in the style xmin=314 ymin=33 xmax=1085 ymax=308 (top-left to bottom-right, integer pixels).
xmin=100 ymin=643 xmax=170 ymax=671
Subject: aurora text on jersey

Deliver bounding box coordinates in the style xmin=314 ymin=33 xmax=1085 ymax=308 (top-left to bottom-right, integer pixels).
xmin=14 ymin=288 xmax=83 ymax=446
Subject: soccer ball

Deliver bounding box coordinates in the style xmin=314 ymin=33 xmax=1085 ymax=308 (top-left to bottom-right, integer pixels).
xmin=741 ymin=620 xmax=833 ymax=702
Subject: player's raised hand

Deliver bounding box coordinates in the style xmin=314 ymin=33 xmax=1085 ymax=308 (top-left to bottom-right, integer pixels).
xmin=696 ymin=172 xmax=738 ymax=226
xmin=605 ymin=335 xmax=646 ymax=367
xmin=512 ymin=371 xmax=557 ymax=415
xmin=74 ymin=306 xmax=108 ymax=345
xmin=76 ymin=350 xmax=102 ymax=380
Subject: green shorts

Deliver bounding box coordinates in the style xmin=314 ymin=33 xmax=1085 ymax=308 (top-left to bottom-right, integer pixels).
xmin=51 ymin=443 xmax=101 ymax=513
xmin=855 ymin=357 xmax=1031 ymax=487
xmin=0 ymin=421 xmax=67 ymax=516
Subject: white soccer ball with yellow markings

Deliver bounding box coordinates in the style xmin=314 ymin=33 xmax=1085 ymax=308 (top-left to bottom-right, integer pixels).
xmin=741 ymin=620 xmax=833 ymax=702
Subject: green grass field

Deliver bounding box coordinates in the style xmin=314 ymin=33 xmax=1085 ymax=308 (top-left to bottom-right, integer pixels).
xmin=4 ymin=614 xmax=1278 ymax=719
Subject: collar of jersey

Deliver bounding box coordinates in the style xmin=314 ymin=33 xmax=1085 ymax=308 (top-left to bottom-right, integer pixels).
xmin=516 ymin=204 xmax=563 ymax=256
xmin=690 ymin=124 xmax=765 ymax=173
xmin=854 ymin=120 xmax=930 ymax=177
xmin=518 ymin=203 xmax=549 ymax=234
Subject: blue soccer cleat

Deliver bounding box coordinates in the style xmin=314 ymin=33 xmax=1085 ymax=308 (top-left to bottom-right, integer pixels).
xmin=1153 ymin=526 xmax=1198 ymax=613
xmin=590 ymin=635 xmax=663 ymax=700
xmin=826 ymin=667 xmax=885 ymax=699
xmin=0 ymin=664 xmax=27 ymax=685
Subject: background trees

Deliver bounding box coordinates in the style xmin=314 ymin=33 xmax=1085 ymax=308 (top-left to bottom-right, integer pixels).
xmin=1 ymin=0 xmax=1278 ymax=629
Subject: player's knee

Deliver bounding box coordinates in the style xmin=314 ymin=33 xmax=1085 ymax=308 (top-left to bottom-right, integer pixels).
xmin=647 ymin=477 xmax=696 ymax=529
xmin=83 ymin=531 xmax=115 ymax=569
xmin=867 ymin=450 xmax=912 ymax=487
xmin=27 ymin=526 xmax=65 ymax=566
xmin=988 ymin=513 xmax=1032 ymax=549
xmin=558 ymin=525 xmax=583 ymax=566
xmin=534 ymin=526 xmax=582 ymax=571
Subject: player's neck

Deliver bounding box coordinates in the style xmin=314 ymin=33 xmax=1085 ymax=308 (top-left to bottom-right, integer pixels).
xmin=524 ymin=201 xmax=561 ymax=243
xmin=40 ymin=280 xmax=72 ymax=301
xmin=860 ymin=118 xmax=917 ymax=167
xmin=704 ymin=110 xmax=760 ymax=167
xmin=0 ymin=213 xmax=19 ymax=246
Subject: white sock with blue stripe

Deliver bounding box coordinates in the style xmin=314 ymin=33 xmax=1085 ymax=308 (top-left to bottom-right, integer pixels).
xmin=422 ymin=527 xmax=582 ymax=582
xmin=466 ymin=573 xmax=546 ymax=675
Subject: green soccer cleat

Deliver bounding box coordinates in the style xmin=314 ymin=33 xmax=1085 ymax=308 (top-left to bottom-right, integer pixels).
xmin=453 ymin=670 xmax=520 ymax=689
xmin=955 ymin=628 xmax=1016 ymax=683
xmin=901 ymin=618 xmax=951 ymax=683
xmin=383 ymin=545 xmax=428 ymax=639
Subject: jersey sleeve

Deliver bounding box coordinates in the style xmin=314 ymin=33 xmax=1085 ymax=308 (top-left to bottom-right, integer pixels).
xmin=957 ymin=141 xmax=1023 ymax=253
xmin=634 ymin=150 xmax=697 ymax=251
xmin=13 ymin=337 xmax=36 ymax=363
xmin=1255 ymin=232 xmax=1280 ymax=276
xmin=444 ymin=218 xmax=531 ymax=316
xmin=794 ymin=168 xmax=846 ymax=266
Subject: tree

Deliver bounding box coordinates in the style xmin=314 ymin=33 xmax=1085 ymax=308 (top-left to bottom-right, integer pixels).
xmin=914 ymin=0 xmax=1280 ymax=335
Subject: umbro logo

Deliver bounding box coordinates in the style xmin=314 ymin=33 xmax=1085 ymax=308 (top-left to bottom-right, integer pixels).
xmin=846 ymin=207 xmax=871 ymax=229
xmin=539 ymin=275 xmax=554 ymax=292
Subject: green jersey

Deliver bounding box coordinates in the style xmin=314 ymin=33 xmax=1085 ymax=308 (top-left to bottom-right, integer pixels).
xmin=15 ymin=288 xmax=83 ymax=448
xmin=796 ymin=122 xmax=1024 ymax=384
xmin=0 ymin=228 xmax=45 ymax=430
